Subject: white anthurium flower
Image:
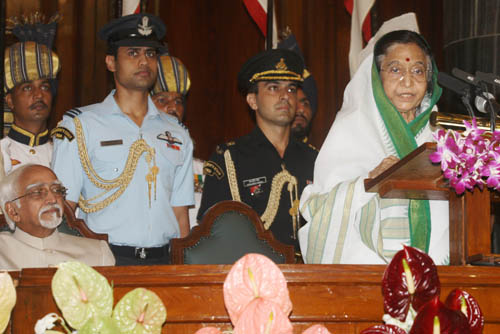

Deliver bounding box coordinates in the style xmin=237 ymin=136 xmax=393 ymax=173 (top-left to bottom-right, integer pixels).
xmin=34 ymin=313 xmax=62 ymax=334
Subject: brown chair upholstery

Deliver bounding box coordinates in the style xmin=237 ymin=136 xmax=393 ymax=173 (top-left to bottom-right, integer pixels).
xmin=0 ymin=200 xmax=108 ymax=241
xmin=170 ymin=200 xmax=295 ymax=264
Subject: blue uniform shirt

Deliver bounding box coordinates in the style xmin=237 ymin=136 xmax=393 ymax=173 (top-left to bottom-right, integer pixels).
xmin=52 ymin=91 xmax=194 ymax=247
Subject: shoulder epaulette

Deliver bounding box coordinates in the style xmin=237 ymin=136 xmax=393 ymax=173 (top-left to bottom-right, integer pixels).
xmin=215 ymin=141 xmax=236 ymax=155
xmin=64 ymin=108 xmax=83 ymax=119
xmin=215 ymin=144 xmax=226 ymax=155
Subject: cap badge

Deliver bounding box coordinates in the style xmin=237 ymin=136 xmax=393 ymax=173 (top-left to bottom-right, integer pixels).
xmin=275 ymin=58 xmax=288 ymax=71
xmin=138 ymin=16 xmax=153 ymax=36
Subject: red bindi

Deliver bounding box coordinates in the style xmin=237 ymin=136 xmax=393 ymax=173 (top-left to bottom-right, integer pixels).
xmin=405 ymin=57 xmax=410 ymax=62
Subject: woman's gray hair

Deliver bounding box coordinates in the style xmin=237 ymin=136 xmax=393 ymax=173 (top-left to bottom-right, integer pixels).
xmin=0 ymin=164 xmax=34 ymax=230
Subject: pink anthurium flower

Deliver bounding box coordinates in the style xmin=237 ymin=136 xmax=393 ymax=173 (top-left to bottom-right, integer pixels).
xmin=223 ymin=254 xmax=292 ymax=324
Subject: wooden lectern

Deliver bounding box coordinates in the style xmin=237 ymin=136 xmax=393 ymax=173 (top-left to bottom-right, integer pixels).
xmin=365 ymin=142 xmax=493 ymax=265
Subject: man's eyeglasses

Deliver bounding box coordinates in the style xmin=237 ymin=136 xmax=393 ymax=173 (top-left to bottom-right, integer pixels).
xmin=380 ymin=63 xmax=430 ymax=83
xmin=9 ymin=184 xmax=68 ymax=203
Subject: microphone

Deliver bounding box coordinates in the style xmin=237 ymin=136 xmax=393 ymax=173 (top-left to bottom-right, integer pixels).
xmin=475 ymin=71 xmax=500 ymax=88
xmin=438 ymin=71 xmax=475 ymax=117
xmin=452 ymin=68 xmax=481 ymax=86
xmin=475 ymin=93 xmax=500 ymax=114
xmin=437 ymin=72 xmax=472 ymax=96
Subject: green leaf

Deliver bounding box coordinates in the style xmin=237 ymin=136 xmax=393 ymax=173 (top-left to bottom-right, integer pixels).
xmin=79 ymin=316 xmax=122 ymax=334
xmin=113 ymin=288 xmax=166 ymax=334
xmin=0 ymin=272 xmax=16 ymax=334
xmin=52 ymin=262 xmax=113 ymax=330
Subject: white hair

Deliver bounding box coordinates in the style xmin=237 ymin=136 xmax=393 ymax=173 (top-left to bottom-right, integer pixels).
xmin=0 ymin=164 xmax=36 ymax=230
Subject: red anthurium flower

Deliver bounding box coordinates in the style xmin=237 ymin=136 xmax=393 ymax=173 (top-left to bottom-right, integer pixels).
xmin=360 ymin=324 xmax=407 ymax=334
xmin=445 ymin=289 xmax=484 ymax=334
xmin=382 ymin=246 xmax=440 ymax=321
xmin=409 ymin=296 xmax=470 ymax=334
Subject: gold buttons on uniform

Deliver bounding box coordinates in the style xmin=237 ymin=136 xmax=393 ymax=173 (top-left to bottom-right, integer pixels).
xmin=29 ymin=149 xmax=36 ymax=155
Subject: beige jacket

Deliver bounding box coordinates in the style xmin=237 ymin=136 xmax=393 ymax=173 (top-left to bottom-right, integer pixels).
xmin=0 ymin=228 xmax=115 ymax=270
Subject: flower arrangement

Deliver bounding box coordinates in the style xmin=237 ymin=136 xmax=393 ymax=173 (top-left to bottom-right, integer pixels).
xmin=430 ymin=118 xmax=500 ymax=195
xmin=195 ymin=253 xmax=330 ymax=334
xmin=361 ymin=245 xmax=484 ymax=334
xmin=2 ymin=250 xmax=486 ymax=334
xmin=35 ymin=262 xmax=167 ymax=334
xmin=33 ymin=255 xmax=330 ymax=334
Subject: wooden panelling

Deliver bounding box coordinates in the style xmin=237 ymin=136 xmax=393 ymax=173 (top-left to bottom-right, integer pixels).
xmin=278 ymin=0 xmax=352 ymax=152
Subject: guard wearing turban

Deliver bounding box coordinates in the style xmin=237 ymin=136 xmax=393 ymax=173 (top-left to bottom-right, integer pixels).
xmin=1 ymin=13 xmax=61 ymax=178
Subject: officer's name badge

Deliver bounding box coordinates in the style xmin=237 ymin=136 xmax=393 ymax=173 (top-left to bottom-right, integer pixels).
xmin=243 ymin=176 xmax=267 ymax=188
xmin=100 ymin=139 xmax=123 ymax=146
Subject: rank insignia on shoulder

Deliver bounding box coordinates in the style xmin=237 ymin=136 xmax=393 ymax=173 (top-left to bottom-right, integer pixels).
xmin=64 ymin=108 xmax=83 ymax=119
xmin=50 ymin=127 xmax=75 ymax=141
xmin=157 ymin=131 xmax=183 ymax=150
xmin=203 ymin=161 xmax=224 ymax=180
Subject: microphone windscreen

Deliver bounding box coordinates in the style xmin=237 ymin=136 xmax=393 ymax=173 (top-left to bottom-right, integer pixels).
xmin=438 ymin=72 xmax=471 ymax=96
xmin=451 ymin=68 xmax=478 ymax=85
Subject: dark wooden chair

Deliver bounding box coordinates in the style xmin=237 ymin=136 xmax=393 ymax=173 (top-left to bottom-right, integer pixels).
xmin=0 ymin=200 xmax=108 ymax=241
xmin=170 ymin=200 xmax=296 ymax=264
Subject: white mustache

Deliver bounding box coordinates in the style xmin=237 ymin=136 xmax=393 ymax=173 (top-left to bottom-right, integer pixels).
xmin=39 ymin=203 xmax=63 ymax=229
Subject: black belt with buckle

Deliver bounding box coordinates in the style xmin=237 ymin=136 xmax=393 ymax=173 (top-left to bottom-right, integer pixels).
xmin=110 ymin=244 xmax=169 ymax=260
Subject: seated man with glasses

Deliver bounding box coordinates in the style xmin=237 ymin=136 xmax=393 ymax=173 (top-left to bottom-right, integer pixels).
xmin=0 ymin=164 xmax=115 ymax=270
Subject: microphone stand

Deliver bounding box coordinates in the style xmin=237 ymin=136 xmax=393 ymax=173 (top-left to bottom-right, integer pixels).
xmin=475 ymin=71 xmax=500 ymax=132
xmin=476 ymin=83 xmax=497 ymax=132
xmin=461 ymin=91 xmax=475 ymax=119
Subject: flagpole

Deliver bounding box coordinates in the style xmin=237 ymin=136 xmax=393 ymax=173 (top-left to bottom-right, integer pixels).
xmin=266 ymin=0 xmax=274 ymax=50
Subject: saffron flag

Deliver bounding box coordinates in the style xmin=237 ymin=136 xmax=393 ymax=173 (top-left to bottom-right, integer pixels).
xmin=344 ymin=0 xmax=376 ymax=77
xmin=122 ymin=0 xmax=141 ymax=16
xmin=243 ymin=0 xmax=278 ymax=48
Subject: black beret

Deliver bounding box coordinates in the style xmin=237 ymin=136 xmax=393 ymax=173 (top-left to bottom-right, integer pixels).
xmin=98 ymin=14 xmax=166 ymax=53
xmin=238 ymin=49 xmax=304 ymax=93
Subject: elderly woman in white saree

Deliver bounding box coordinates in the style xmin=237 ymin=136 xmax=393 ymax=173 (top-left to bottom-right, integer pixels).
xmin=298 ymin=30 xmax=449 ymax=265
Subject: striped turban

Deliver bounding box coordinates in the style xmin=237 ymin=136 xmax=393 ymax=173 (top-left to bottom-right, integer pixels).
xmin=151 ymin=55 xmax=191 ymax=96
xmin=4 ymin=41 xmax=61 ymax=93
